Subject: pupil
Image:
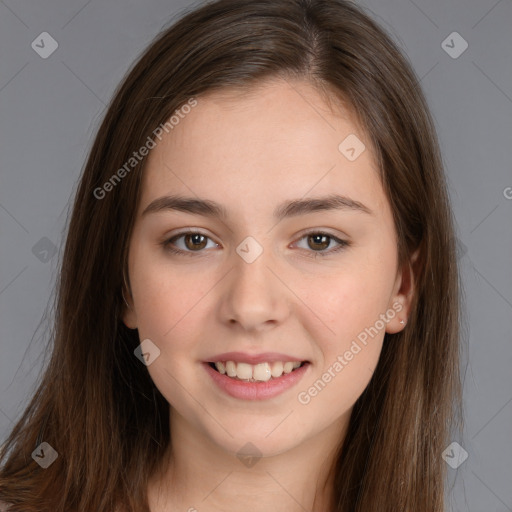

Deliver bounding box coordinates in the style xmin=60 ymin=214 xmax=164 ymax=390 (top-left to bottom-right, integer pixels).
xmin=186 ymin=234 xmax=206 ymax=250
xmin=309 ymin=234 xmax=329 ymax=250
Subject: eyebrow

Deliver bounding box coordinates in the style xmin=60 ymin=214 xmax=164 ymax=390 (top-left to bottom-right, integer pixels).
xmin=141 ymin=193 xmax=374 ymax=219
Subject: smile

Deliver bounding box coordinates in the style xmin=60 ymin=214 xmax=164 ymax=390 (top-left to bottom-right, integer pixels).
xmin=203 ymin=360 xmax=310 ymax=400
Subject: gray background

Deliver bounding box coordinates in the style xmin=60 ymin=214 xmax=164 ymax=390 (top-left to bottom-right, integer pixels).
xmin=0 ymin=0 xmax=511 ymax=510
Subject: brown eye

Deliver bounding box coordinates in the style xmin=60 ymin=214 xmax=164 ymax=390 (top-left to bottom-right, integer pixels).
xmin=307 ymin=234 xmax=331 ymax=251
xmin=183 ymin=233 xmax=208 ymax=251
xmin=294 ymin=231 xmax=349 ymax=258
xmin=163 ymin=231 xmax=218 ymax=256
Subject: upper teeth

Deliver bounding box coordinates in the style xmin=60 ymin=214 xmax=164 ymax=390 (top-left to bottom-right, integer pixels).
xmin=214 ymin=361 xmax=302 ymax=381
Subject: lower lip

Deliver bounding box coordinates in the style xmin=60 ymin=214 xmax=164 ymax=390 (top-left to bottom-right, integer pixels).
xmin=203 ymin=362 xmax=310 ymax=400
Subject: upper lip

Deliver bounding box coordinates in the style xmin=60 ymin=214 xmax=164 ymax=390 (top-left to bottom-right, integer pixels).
xmin=205 ymin=351 xmax=309 ymax=364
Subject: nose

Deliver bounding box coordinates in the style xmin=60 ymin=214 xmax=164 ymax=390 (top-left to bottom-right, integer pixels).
xmin=217 ymin=246 xmax=291 ymax=333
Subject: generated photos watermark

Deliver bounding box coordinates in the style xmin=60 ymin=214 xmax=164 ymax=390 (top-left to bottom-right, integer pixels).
xmin=297 ymin=301 xmax=403 ymax=405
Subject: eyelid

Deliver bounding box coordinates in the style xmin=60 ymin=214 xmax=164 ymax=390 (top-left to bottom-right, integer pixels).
xmin=162 ymin=228 xmax=350 ymax=257
xmin=165 ymin=227 xmax=215 ymax=240
xmin=163 ymin=228 xmax=219 ymax=255
xmin=291 ymin=230 xmax=349 ymax=257
xmin=293 ymin=227 xmax=348 ymax=242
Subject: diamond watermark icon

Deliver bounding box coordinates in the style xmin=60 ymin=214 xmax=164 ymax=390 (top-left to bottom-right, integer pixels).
xmin=338 ymin=134 xmax=366 ymax=161
xmin=32 ymin=237 xmax=58 ymax=263
xmin=236 ymin=236 xmax=263 ymax=264
xmin=236 ymin=441 xmax=262 ymax=468
xmin=441 ymin=32 xmax=468 ymax=59
xmin=31 ymin=442 xmax=58 ymax=469
xmin=31 ymin=32 xmax=59 ymax=59
xmin=442 ymin=441 xmax=468 ymax=469
xmin=134 ymin=338 xmax=161 ymax=366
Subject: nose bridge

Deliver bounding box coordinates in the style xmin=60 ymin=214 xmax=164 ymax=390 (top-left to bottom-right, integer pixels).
xmin=233 ymin=247 xmax=270 ymax=294
xmin=219 ymin=236 xmax=288 ymax=330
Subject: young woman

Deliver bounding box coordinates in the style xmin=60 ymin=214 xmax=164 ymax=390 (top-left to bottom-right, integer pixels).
xmin=0 ymin=0 xmax=462 ymax=510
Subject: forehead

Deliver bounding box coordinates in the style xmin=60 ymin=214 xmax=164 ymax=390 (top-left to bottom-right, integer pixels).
xmin=139 ymin=78 xmax=386 ymax=218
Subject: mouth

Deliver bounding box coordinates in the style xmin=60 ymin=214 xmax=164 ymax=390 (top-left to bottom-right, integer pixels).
xmin=203 ymin=359 xmax=311 ymax=400
xmin=207 ymin=360 xmax=310 ymax=382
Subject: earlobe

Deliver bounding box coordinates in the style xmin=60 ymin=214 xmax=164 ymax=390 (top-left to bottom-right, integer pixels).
xmin=385 ymin=248 xmax=420 ymax=334
xmin=385 ymin=298 xmax=408 ymax=334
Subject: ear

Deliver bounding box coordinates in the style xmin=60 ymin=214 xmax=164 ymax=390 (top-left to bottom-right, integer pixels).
xmin=121 ymin=287 xmax=138 ymax=330
xmin=385 ymin=248 xmax=420 ymax=334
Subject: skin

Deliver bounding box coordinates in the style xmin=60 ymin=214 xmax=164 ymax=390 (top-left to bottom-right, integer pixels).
xmin=122 ymin=78 xmax=417 ymax=512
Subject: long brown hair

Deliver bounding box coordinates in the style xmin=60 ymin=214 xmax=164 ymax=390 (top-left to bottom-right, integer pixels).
xmin=0 ymin=0 xmax=462 ymax=510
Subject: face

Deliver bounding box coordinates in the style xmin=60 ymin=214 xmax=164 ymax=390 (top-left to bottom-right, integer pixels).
xmin=123 ymin=78 xmax=414 ymax=459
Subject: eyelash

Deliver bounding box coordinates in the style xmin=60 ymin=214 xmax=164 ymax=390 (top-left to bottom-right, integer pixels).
xmin=162 ymin=230 xmax=350 ymax=259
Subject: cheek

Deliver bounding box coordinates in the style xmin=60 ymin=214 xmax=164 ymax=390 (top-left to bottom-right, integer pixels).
xmin=296 ymin=342 xmax=382 ymax=429
xmin=129 ymin=245 xmax=204 ymax=339
xmin=132 ymin=268 xmax=206 ymax=405
xmin=299 ymin=249 xmax=395 ymax=413
xmin=135 ymin=287 xmax=203 ymax=358
xmin=306 ymin=257 xmax=396 ymax=345
xmin=297 ymin=278 xmax=387 ymax=418
xmin=130 ymin=257 xmax=220 ymax=399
